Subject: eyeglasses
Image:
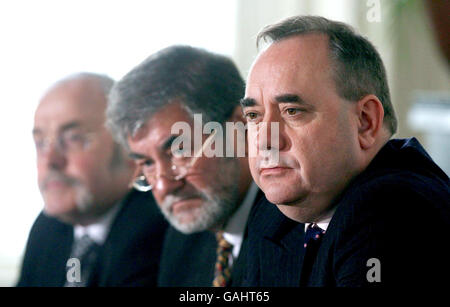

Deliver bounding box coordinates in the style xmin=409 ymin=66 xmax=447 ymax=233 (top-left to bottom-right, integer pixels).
xmin=132 ymin=129 xmax=218 ymax=192
xmin=34 ymin=131 xmax=97 ymax=155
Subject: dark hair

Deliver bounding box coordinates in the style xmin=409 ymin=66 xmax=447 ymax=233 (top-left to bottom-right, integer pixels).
xmin=107 ymin=45 xmax=245 ymax=147
xmin=257 ymin=15 xmax=397 ymax=135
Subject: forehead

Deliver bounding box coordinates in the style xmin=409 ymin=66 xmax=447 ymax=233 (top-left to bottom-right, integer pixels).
xmin=130 ymin=102 xmax=194 ymax=148
xmin=34 ymin=80 xmax=106 ymax=132
xmin=246 ymin=34 xmax=333 ymax=98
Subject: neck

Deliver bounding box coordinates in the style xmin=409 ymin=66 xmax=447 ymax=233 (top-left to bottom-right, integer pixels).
xmin=277 ymin=164 xmax=363 ymax=224
xmin=276 ymin=192 xmax=338 ymax=224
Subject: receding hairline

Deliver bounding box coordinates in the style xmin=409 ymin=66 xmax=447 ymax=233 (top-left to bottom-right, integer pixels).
xmin=40 ymin=73 xmax=114 ymax=103
xmin=35 ymin=74 xmax=115 ymax=130
xmin=258 ymin=29 xmax=333 ymax=51
xmin=255 ymin=32 xmax=332 ymax=63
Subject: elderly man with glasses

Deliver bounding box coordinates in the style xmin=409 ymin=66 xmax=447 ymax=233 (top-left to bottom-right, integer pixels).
xmin=17 ymin=73 xmax=168 ymax=287
xmin=107 ymin=45 xmax=262 ymax=287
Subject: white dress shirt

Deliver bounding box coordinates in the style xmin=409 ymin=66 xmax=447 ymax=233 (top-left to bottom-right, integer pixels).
xmin=223 ymin=182 xmax=259 ymax=265
xmin=73 ymin=202 xmax=122 ymax=245
xmin=304 ymin=207 xmax=337 ymax=233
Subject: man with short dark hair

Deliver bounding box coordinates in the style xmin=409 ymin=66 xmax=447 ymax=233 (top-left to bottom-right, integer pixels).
xmin=107 ymin=46 xmax=261 ymax=286
xmin=17 ymin=73 xmax=168 ymax=287
xmin=242 ymin=16 xmax=450 ymax=286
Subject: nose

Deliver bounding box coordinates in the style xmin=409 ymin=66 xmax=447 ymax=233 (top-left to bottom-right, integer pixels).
xmin=153 ymin=175 xmax=184 ymax=198
xmin=148 ymin=159 xmax=184 ymax=198
xmin=257 ymin=113 xmax=287 ymax=152
xmin=41 ymin=142 xmax=67 ymax=170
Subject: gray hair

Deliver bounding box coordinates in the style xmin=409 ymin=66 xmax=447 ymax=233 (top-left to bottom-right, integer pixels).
xmin=106 ymin=45 xmax=245 ymax=148
xmin=257 ymin=15 xmax=397 ymax=135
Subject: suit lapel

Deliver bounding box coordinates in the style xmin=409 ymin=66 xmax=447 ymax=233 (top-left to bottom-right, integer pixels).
xmin=49 ymin=224 xmax=73 ymax=286
xmin=260 ymin=213 xmax=305 ymax=286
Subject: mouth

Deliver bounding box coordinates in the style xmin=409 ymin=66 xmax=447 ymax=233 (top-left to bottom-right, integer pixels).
xmin=260 ymin=166 xmax=292 ymax=176
xmin=171 ymin=197 xmax=203 ymax=215
xmin=44 ymin=180 xmax=71 ymax=190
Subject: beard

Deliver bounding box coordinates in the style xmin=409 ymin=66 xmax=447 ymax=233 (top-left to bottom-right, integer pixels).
xmin=40 ymin=170 xmax=95 ymax=219
xmin=159 ymin=158 xmax=241 ymax=234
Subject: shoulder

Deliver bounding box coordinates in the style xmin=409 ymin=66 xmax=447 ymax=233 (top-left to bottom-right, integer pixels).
xmin=110 ymin=190 xmax=168 ymax=237
xmin=23 ymin=212 xmax=72 ymax=254
xmin=27 ymin=212 xmax=72 ymax=243
xmin=163 ymin=227 xmax=216 ymax=251
xmin=158 ymin=228 xmax=217 ymax=286
xmin=247 ymin=195 xmax=286 ymax=235
xmin=338 ymin=168 xmax=449 ymax=221
xmin=329 ymin=167 xmax=450 ymax=260
xmin=160 ymin=227 xmax=216 ymax=266
xmin=103 ymin=190 xmax=168 ymax=258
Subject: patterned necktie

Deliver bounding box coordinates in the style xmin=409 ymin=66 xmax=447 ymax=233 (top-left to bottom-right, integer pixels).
xmin=212 ymin=231 xmax=233 ymax=287
xmin=64 ymin=234 xmax=100 ymax=287
xmin=303 ymin=223 xmax=326 ymax=249
xmin=300 ymin=223 xmax=326 ymax=286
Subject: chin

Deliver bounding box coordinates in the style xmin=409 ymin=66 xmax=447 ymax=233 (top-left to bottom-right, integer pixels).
xmin=43 ymin=193 xmax=76 ymax=215
xmin=175 ymin=211 xmax=198 ymax=226
xmin=276 ymin=204 xmax=311 ymax=223
xmin=260 ymin=182 xmax=304 ymax=206
xmin=44 ymin=202 xmax=71 ymax=215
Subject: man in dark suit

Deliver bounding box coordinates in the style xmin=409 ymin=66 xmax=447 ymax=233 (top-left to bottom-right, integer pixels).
xmin=244 ymin=197 xmax=305 ymax=287
xmin=241 ymin=16 xmax=450 ymax=286
xmin=107 ymin=46 xmax=262 ymax=286
xmin=17 ymin=73 xmax=168 ymax=287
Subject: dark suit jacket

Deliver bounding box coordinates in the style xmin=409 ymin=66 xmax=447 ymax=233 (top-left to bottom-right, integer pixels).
xmin=308 ymin=138 xmax=450 ymax=287
xmin=244 ymin=138 xmax=450 ymax=287
xmin=17 ymin=190 xmax=168 ymax=287
xmin=157 ymin=190 xmax=264 ymax=287
xmin=243 ymin=198 xmax=305 ymax=287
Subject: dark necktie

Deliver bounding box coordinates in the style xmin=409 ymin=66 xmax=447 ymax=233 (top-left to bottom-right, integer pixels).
xmin=64 ymin=234 xmax=100 ymax=287
xmin=212 ymin=231 xmax=233 ymax=287
xmin=300 ymin=223 xmax=326 ymax=286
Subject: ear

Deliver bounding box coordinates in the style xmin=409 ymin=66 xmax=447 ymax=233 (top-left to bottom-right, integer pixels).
xmin=356 ymin=94 xmax=384 ymax=150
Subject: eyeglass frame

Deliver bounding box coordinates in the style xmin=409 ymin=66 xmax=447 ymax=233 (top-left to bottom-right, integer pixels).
xmin=33 ymin=130 xmax=99 ymax=155
xmin=132 ymin=129 xmax=218 ymax=192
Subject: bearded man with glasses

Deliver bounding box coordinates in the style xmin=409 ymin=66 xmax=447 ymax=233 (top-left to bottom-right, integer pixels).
xmin=107 ymin=45 xmax=263 ymax=287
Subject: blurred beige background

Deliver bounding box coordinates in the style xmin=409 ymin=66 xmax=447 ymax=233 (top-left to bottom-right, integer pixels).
xmin=0 ymin=0 xmax=448 ymax=286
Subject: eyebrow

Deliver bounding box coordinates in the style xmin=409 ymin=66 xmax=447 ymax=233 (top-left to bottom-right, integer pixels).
xmin=32 ymin=128 xmax=42 ymax=136
xmin=275 ymin=94 xmax=309 ymax=106
xmin=128 ymin=135 xmax=178 ymax=161
xmin=161 ymin=135 xmax=178 ymax=152
xmin=240 ymin=97 xmax=257 ymax=108
xmin=32 ymin=122 xmax=83 ymax=136
xmin=60 ymin=122 xmax=82 ymax=131
xmin=128 ymin=152 xmax=148 ymax=160
xmin=240 ymin=94 xmax=311 ymax=108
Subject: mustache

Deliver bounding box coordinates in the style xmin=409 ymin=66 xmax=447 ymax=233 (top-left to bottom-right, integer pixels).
xmin=160 ymin=190 xmax=208 ymax=211
xmin=40 ymin=171 xmax=81 ymax=190
xmin=255 ymin=151 xmax=298 ymax=170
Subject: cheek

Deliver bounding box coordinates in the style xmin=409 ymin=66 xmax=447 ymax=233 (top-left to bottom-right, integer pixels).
xmin=286 ymin=125 xmax=331 ymax=183
xmin=67 ymin=156 xmax=108 ymax=187
xmin=248 ymin=157 xmax=260 ymax=183
xmin=246 ymin=125 xmax=259 ymax=157
xmin=151 ymin=191 xmax=165 ymax=208
xmin=189 ymin=157 xmax=223 ymax=183
xmin=291 ymin=123 xmax=354 ymax=185
xmin=36 ymin=161 xmax=46 ymax=182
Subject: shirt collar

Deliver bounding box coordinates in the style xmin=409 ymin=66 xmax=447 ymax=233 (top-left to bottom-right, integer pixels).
xmin=223 ymin=181 xmax=259 ymax=259
xmin=304 ymin=206 xmax=336 ymax=233
xmin=74 ymin=201 xmax=122 ymax=245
